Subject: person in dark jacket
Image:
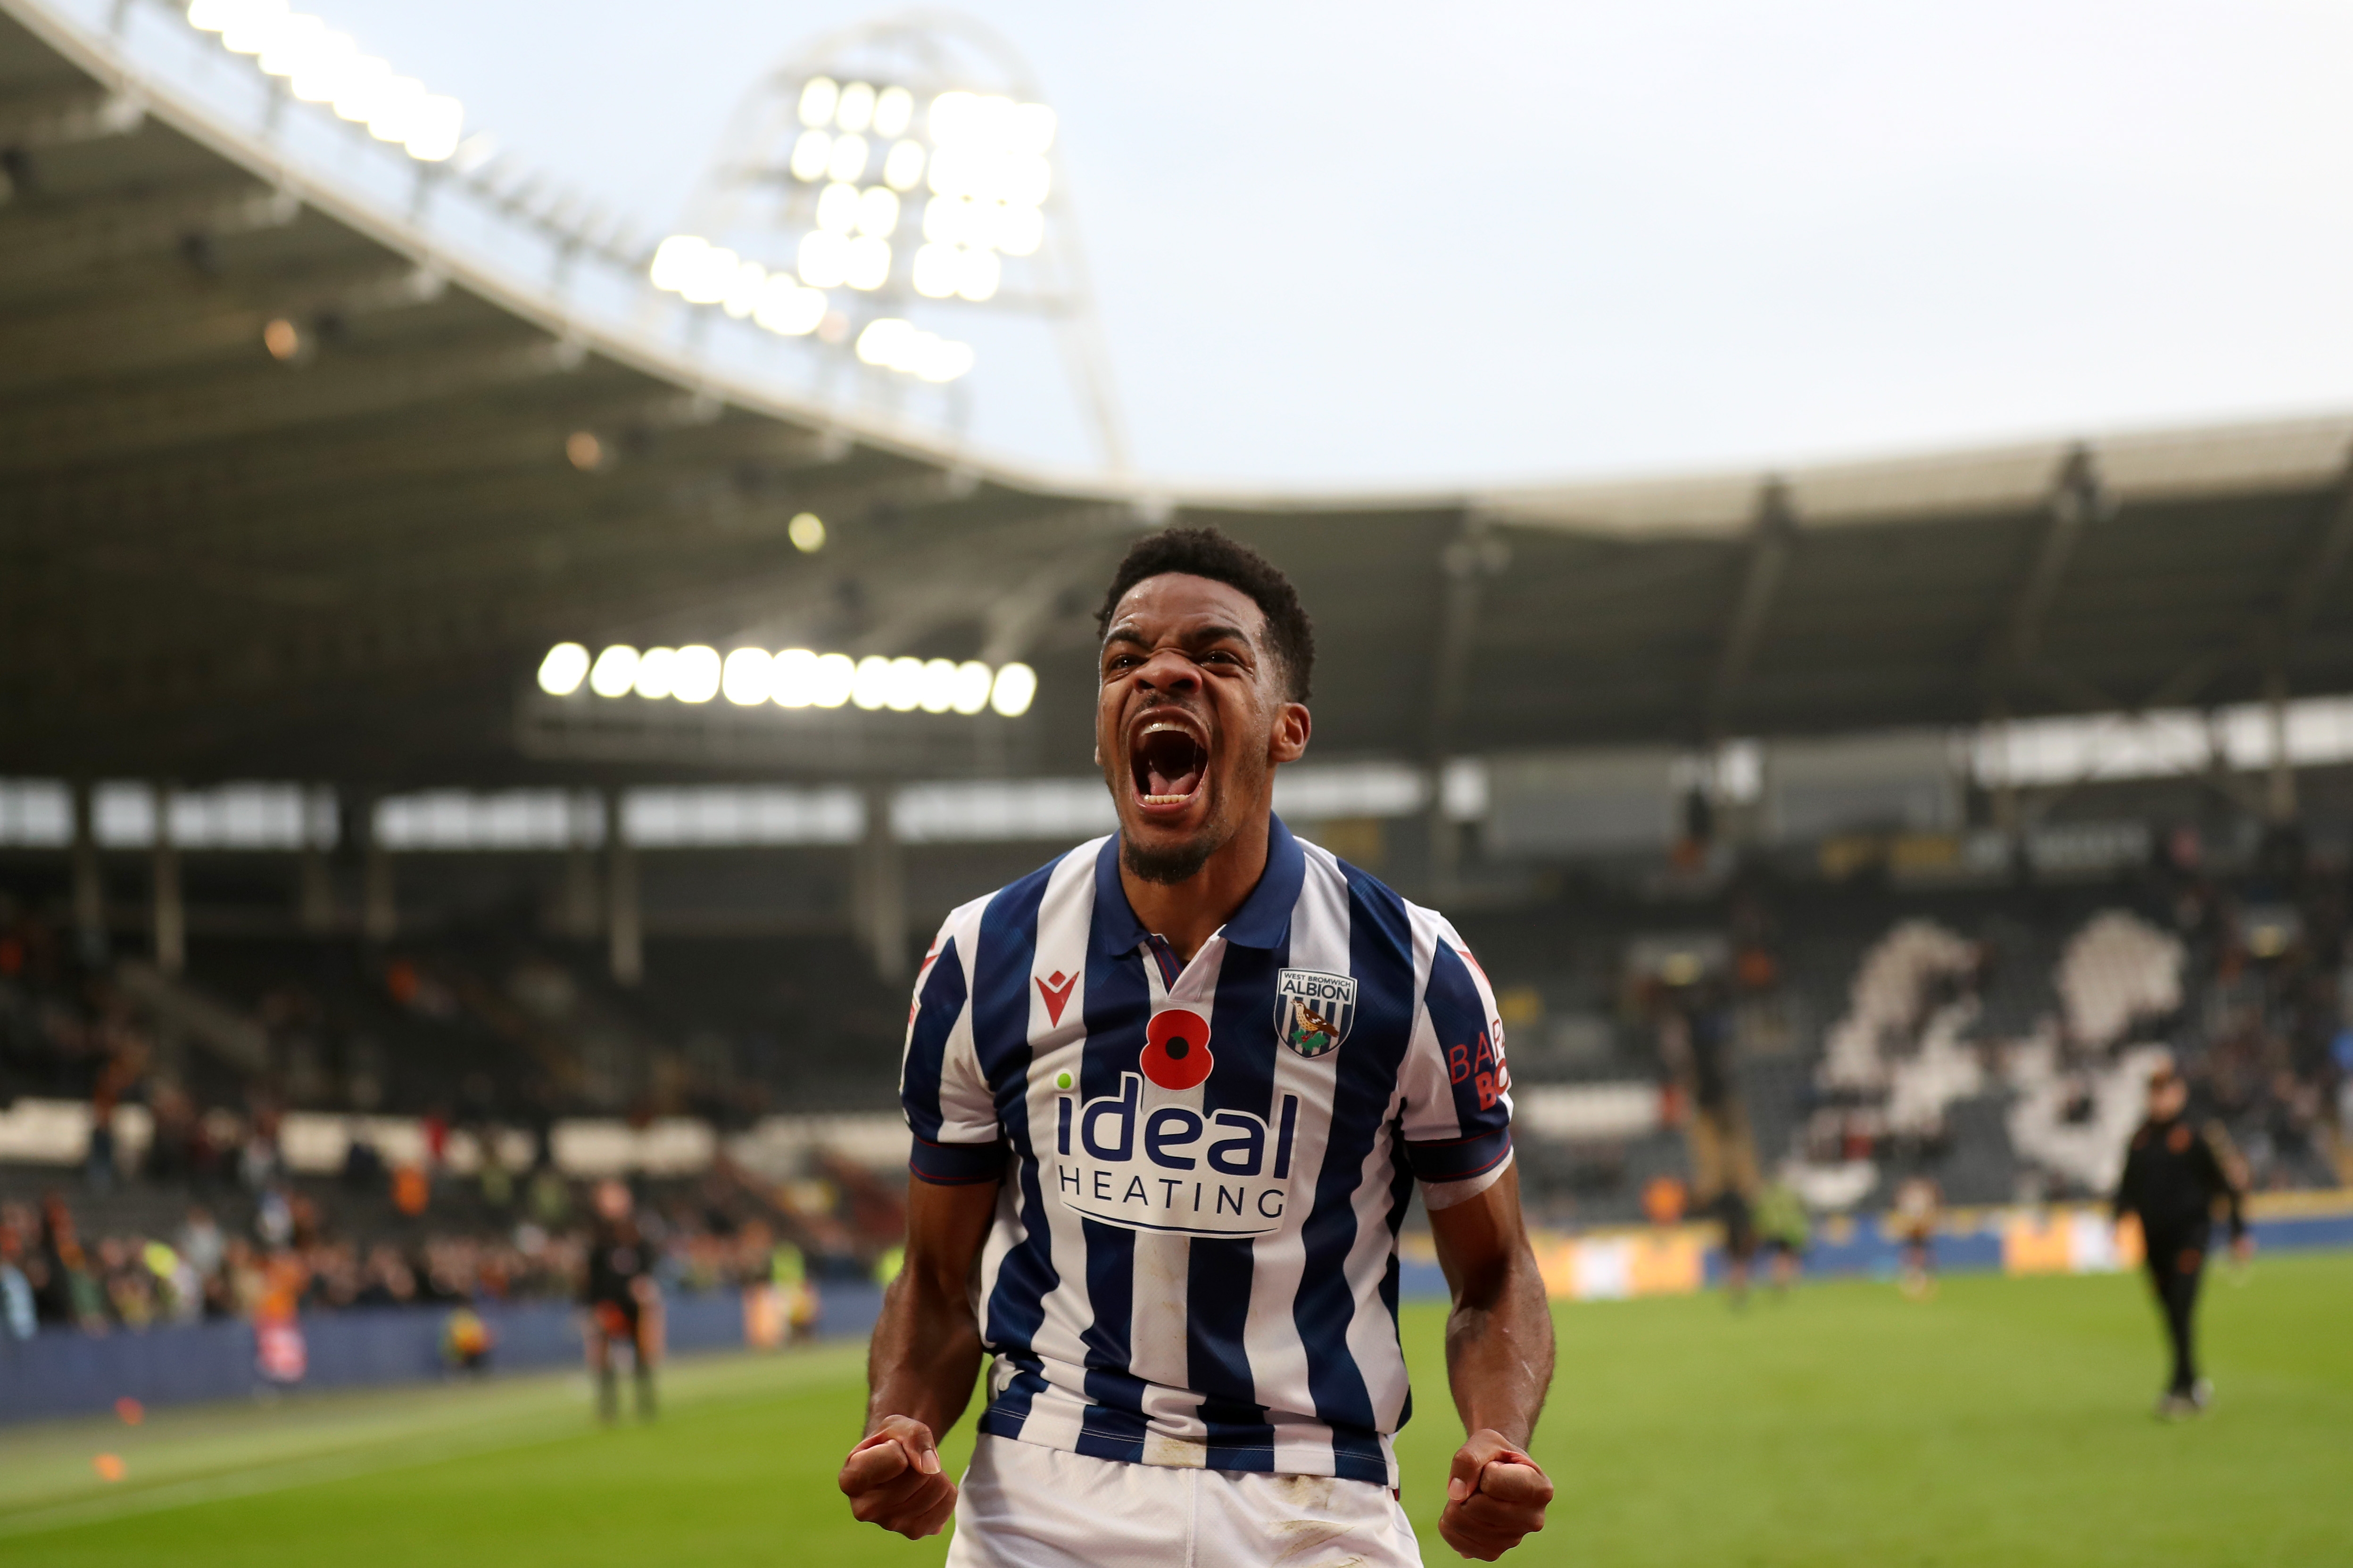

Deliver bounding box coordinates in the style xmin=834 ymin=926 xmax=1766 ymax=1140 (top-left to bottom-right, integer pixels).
xmin=582 ymin=1179 xmax=662 ymax=1423
xmin=2113 ymin=1058 xmax=2251 ymax=1418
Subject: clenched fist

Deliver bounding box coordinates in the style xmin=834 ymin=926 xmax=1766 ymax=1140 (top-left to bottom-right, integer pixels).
xmin=1438 ymin=1428 xmax=1553 ymax=1560
xmin=839 ymin=1416 xmax=958 ymax=1539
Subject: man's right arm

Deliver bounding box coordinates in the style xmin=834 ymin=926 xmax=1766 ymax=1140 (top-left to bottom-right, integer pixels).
xmin=838 ymin=1172 xmax=999 ymax=1539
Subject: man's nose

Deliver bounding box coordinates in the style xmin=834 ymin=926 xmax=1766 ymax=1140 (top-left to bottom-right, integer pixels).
xmin=1135 ymin=648 xmax=1202 ymax=693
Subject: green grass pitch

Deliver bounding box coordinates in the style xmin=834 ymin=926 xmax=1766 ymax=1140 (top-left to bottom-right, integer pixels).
xmin=3 ymin=1254 xmax=2346 ymax=1566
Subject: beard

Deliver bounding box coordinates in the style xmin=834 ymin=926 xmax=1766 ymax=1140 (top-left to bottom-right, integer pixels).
xmin=1121 ymin=823 xmax=1227 ymax=885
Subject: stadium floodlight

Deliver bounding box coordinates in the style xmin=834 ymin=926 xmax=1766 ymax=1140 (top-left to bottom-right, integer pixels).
xmin=811 ymin=653 xmax=857 ymax=708
xmin=654 ymin=18 xmax=1125 ymax=461
xmin=547 ymin=642 xmax=1027 ymax=717
xmin=188 ymin=0 xmax=464 ymax=162
xmin=537 ymin=643 xmax=591 ymax=696
xmin=788 ymin=512 xmax=827 ymax=552
xmin=918 ymin=658 xmax=960 ymax=714
xmin=769 ymin=648 xmax=819 ymax=707
xmin=885 ymin=656 xmax=926 ymax=712
xmin=951 ymin=660 xmax=994 ymax=715
xmin=671 ymin=646 xmax=723 ymax=703
xmin=990 ymin=662 xmax=1037 ymax=717
xmin=851 ymin=655 xmax=893 ymax=710
xmin=589 ymin=644 xmax=640 ymax=697
xmin=722 ymin=647 xmax=773 ymax=705
xmin=632 ymin=647 xmax=679 ymax=700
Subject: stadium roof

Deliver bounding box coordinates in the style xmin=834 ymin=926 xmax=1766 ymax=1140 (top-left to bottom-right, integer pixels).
xmin=7 ymin=0 xmax=2353 ymax=790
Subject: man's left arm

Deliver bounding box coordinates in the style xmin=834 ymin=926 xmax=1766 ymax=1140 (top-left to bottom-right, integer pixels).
xmin=1427 ymin=1162 xmax=1555 ymax=1562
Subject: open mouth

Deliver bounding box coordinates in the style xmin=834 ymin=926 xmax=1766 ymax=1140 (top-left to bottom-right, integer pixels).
xmin=1130 ymin=717 xmax=1207 ymax=808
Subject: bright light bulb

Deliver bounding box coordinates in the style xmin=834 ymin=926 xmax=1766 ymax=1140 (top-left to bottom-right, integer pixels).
xmin=950 ymin=660 xmax=994 ymax=715
xmin=403 ymin=95 xmax=464 ymax=163
xmin=851 ymin=655 xmax=892 ymax=711
xmin=844 ymin=236 xmax=891 ymax=291
xmin=955 ymin=248 xmax=1000 ymax=302
xmin=927 ymin=93 xmax=974 ymax=144
xmin=678 ymin=244 xmax=739 ymax=305
xmin=788 ymin=129 xmax=832 ymax=183
xmin=796 ymin=230 xmax=849 ymax=289
xmin=537 ymin=643 xmax=590 ymax=696
xmin=994 ymin=202 xmax=1044 ymax=256
xmin=721 ymin=261 xmax=766 ymax=318
xmin=788 ymin=512 xmax=826 ymax=552
xmin=885 ymin=657 xmax=925 ymax=712
xmin=811 ymin=653 xmax=855 ymax=709
xmin=911 ymin=243 xmax=957 ymax=299
xmin=286 ymin=29 xmax=356 ymax=101
xmin=990 ymin=662 xmax=1037 ymax=717
xmin=672 ymin=645 xmax=722 ymax=704
xmin=797 ymin=76 xmax=839 ymax=128
xmin=589 ymin=645 xmax=640 ymax=698
xmin=857 ymin=186 xmax=900 ymax=237
xmin=721 ymin=647 xmax=773 ymax=705
xmin=632 ymin=647 xmax=677 ymax=700
xmin=856 ymin=318 xmax=912 ymax=368
xmin=770 ymin=648 xmax=818 ymax=708
xmin=918 ymin=658 xmax=960 ymax=714
xmin=883 ymin=138 xmax=925 ymax=191
xmin=218 ymin=0 xmax=286 ymax=54
xmin=996 ymin=154 xmax=1051 ymax=208
xmin=256 ymin=13 xmax=322 ymax=77
xmin=873 ymin=85 xmax=913 ymax=139
xmin=815 ymin=181 xmax=861 ymax=235
xmin=921 ymin=196 xmax=966 ymax=246
xmin=649 ymin=234 xmax=707 ymax=292
xmin=328 ymin=55 xmax=392 ymax=123
xmin=835 ymin=81 xmax=876 ymax=133
xmin=917 ymin=338 xmax=975 ymax=383
xmin=365 ymin=76 xmax=425 ymax=145
xmin=826 ymin=132 xmax=870 ymax=184
xmin=754 ymin=277 xmax=825 ymax=336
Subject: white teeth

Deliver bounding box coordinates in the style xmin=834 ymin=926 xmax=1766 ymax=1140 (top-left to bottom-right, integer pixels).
xmin=1141 ymin=793 xmax=1191 ymax=805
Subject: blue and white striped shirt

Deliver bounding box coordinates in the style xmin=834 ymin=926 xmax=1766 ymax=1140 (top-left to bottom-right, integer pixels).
xmin=900 ymin=816 xmax=1515 ymax=1486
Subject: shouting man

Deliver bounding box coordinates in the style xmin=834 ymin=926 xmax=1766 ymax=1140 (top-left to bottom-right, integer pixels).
xmin=840 ymin=527 xmax=1555 ymax=1563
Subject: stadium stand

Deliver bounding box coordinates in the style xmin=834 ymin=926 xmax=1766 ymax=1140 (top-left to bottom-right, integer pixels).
xmin=1 ymin=0 xmax=2348 ymax=1387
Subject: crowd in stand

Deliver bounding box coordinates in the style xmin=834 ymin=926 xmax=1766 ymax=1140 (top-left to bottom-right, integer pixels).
xmin=0 ymin=1155 xmax=890 ymax=1340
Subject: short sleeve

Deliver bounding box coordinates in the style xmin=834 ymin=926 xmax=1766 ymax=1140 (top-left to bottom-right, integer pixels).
xmin=1397 ymin=924 xmax=1514 ymax=1187
xmin=899 ymin=921 xmax=1004 ymax=1185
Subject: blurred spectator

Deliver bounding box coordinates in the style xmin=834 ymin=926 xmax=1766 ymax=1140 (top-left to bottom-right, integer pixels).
xmin=0 ymin=1216 xmax=34 ymax=1339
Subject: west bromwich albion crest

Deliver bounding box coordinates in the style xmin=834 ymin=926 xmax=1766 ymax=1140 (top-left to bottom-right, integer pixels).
xmin=1275 ymin=968 xmax=1356 ymax=1058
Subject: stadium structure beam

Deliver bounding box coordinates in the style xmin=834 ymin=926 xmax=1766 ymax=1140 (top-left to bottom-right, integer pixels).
xmin=1978 ymin=445 xmax=2103 ymax=714
xmin=1702 ymin=476 xmax=1794 ymax=740
xmin=69 ymin=778 xmax=102 ymax=963
xmin=604 ymin=788 xmax=640 ymax=986
xmin=150 ymin=782 xmax=184 ymax=974
xmin=1423 ymin=515 xmax=1504 ymax=888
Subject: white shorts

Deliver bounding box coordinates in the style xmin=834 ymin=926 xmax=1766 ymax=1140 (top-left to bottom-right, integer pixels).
xmin=944 ymin=1434 xmax=1421 ymax=1568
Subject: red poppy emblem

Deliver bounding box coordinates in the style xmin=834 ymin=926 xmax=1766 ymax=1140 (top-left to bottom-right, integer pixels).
xmin=1141 ymin=1007 xmax=1213 ymax=1090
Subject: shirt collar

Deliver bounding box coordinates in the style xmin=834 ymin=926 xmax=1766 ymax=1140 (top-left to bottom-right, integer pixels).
xmin=1091 ymin=814 xmax=1305 ymax=957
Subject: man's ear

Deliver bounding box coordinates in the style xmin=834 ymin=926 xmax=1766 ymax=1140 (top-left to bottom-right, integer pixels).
xmin=1268 ymin=701 xmax=1311 ymax=766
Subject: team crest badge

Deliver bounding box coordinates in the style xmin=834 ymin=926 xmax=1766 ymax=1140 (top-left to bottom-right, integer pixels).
xmin=1274 ymin=969 xmax=1356 ymax=1058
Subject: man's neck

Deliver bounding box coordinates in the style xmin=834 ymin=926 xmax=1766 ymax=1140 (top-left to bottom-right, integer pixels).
xmin=1119 ymin=810 xmax=1271 ymax=963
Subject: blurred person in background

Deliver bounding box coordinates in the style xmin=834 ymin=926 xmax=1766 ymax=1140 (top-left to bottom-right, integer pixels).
xmin=0 ymin=1216 xmax=35 ymax=1339
xmin=582 ymin=1178 xmax=660 ymax=1423
xmin=1891 ymin=1175 xmax=1941 ymax=1301
xmin=1754 ymin=1178 xmax=1810 ymax=1295
xmin=2115 ymin=1057 xmax=2251 ymax=1418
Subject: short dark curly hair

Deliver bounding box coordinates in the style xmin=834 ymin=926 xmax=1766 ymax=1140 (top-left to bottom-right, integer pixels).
xmin=1095 ymin=526 xmax=1315 ymax=701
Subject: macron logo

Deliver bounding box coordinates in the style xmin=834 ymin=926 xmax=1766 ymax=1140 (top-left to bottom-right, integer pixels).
xmin=1036 ymin=970 xmax=1077 ymax=1025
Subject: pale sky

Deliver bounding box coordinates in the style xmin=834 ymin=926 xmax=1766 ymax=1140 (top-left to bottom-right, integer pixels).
xmin=304 ymin=0 xmax=2353 ymax=487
